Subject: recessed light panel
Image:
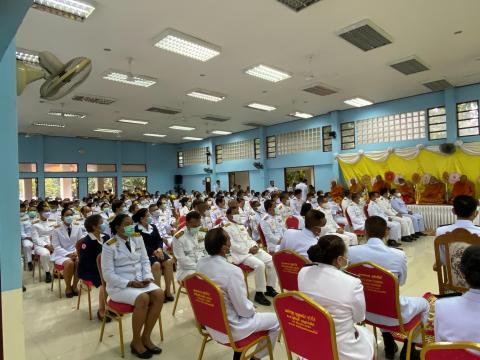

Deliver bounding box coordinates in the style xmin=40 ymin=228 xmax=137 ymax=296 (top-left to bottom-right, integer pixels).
xmin=48 ymin=110 xmax=87 ymax=119
xmin=245 ymin=64 xmax=291 ymax=83
xmin=72 ymin=93 xmax=116 ymax=105
xmin=102 ymin=70 xmax=157 ymax=88
xmin=33 ymin=122 xmax=65 ymax=128
xmin=211 ymin=130 xmax=232 ymax=135
xmin=32 ymin=0 xmax=95 ymax=22
xmin=144 ymin=133 xmax=166 ymax=138
xmin=246 ymin=103 xmax=276 ymax=112
xmin=344 ymin=98 xmax=373 ymax=107
xmin=169 ymin=125 xmax=195 ymax=131
xmin=289 ymin=111 xmax=313 ymax=119
xmin=183 ymin=136 xmax=203 ymax=141
xmin=93 ymin=128 xmax=122 ymax=134
xmin=154 ymin=28 xmax=221 ymax=62
xmin=186 ymin=89 xmax=225 ymax=102
xmin=117 ymin=119 xmax=149 ymax=125
xmin=145 ymin=106 xmax=182 ymax=115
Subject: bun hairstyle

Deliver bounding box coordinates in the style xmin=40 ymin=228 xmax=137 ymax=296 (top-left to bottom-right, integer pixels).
xmin=460 ymin=245 xmax=480 ymax=289
xmin=307 ymin=235 xmax=346 ymax=265
xmin=132 ymin=208 xmax=148 ymax=223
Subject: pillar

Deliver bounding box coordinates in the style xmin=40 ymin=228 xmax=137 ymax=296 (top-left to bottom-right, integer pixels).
xmin=24 ymin=178 xmax=33 ymax=200
xmin=444 ymin=87 xmax=458 ymax=143
xmin=330 ymin=111 xmax=341 ymax=182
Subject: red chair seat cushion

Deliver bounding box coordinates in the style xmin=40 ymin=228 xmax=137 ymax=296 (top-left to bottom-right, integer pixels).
xmin=54 ymin=264 xmax=64 ymax=271
xmin=107 ymin=299 xmax=134 ymax=313
xmin=222 ymin=330 xmax=268 ymax=348
xmin=354 ymin=230 xmax=365 ymax=236
xmin=366 ymin=313 xmax=422 ymax=332
xmin=81 ymin=280 xmax=93 ymax=287
xmin=237 ymin=263 xmax=254 ymax=273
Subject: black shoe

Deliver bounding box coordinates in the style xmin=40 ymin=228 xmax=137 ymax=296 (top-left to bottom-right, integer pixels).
xmin=400 ymin=340 xmax=420 ymax=360
xmin=401 ymin=236 xmax=413 ymax=242
xmin=387 ymin=240 xmax=401 ymax=248
xmin=28 ymin=262 xmax=33 ymax=271
xmin=254 ymin=292 xmax=271 ymax=306
xmin=416 ymin=232 xmax=427 ymax=237
xmin=145 ymin=345 xmax=162 ymax=355
xmin=382 ymin=332 xmax=399 ymax=360
xmin=130 ymin=345 xmax=153 ymax=359
xmin=23 ymin=286 xmax=26 ymax=292
xmin=164 ymin=295 xmax=175 ymax=303
xmin=265 ymin=286 xmax=279 ymax=298
xmin=45 ymin=272 xmax=52 ymax=283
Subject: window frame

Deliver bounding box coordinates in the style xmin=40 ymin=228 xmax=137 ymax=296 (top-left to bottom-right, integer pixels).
xmin=177 ymin=151 xmax=184 ymax=168
xmin=427 ymin=106 xmax=447 ymax=141
xmin=44 ymin=177 xmax=79 ymax=199
xmin=122 ymin=176 xmax=148 ymax=192
xmin=87 ymin=176 xmax=117 ymax=195
xmin=121 ymin=164 xmax=147 ymax=173
xmin=340 ymin=122 xmax=355 ymax=150
xmin=266 ymin=136 xmax=276 ymax=159
xmin=19 ymin=162 xmax=38 ymax=173
xmin=44 ymin=163 xmax=79 ymax=173
xmin=18 ymin=177 xmax=39 ymax=201
xmin=456 ymin=100 xmax=480 ymax=138
xmin=254 ymin=138 xmax=261 ymax=160
xmin=322 ymin=125 xmax=332 ymax=152
xmin=86 ymin=163 xmax=117 ymax=173
xmin=215 ymin=145 xmax=223 ymax=164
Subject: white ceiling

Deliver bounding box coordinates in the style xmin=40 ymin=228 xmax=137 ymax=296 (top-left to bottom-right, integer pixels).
xmin=16 ymin=0 xmax=480 ymax=144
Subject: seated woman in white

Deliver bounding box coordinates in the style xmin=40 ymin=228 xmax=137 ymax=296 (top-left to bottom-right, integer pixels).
xmin=51 ymin=208 xmax=84 ymax=297
xmin=102 ymin=214 xmax=165 ymax=358
xmin=298 ymin=235 xmax=375 ymax=360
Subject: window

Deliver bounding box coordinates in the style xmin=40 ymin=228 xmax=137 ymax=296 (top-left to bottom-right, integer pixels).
xmin=19 ymin=178 xmax=38 ymax=201
xmin=87 ymin=164 xmax=116 ymax=172
xmin=122 ymin=177 xmax=147 ymax=192
xmin=88 ymin=177 xmax=117 ymax=195
xmin=44 ymin=163 xmax=78 ymax=172
xmin=177 ymin=151 xmax=184 ymax=168
xmin=254 ymin=138 xmax=261 ymax=160
xmin=45 ymin=178 xmax=79 ymax=199
xmin=457 ymin=101 xmax=479 ymax=137
xmin=182 ymin=147 xmax=207 ymax=166
xmin=19 ymin=163 xmax=37 ymax=172
xmin=357 ymin=111 xmax=426 ymax=144
xmin=122 ymin=164 xmax=146 ymax=172
xmin=322 ymin=126 xmax=332 ymax=152
xmin=428 ymin=107 xmax=447 ymax=140
xmin=266 ymin=136 xmax=276 ymax=159
xmin=276 ymin=128 xmax=321 ymax=156
xmin=341 ymin=122 xmax=355 ymax=150
xmin=221 ymin=140 xmax=254 ymax=161
xmin=215 ymin=145 xmax=223 ymax=164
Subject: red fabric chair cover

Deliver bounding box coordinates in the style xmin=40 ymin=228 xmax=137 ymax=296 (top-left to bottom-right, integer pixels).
xmin=107 ymin=299 xmax=134 ymax=313
xmin=178 ymin=215 xmax=186 ymax=225
xmin=274 ymin=291 xmax=339 ymax=360
xmin=237 ymin=263 xmax=254 ymax=274
xmin=82 ymin=280 xmax=94 ymax=287
xmin=344 ymin=209 xmax=365 ymax=236
xmin=257 ymin=224 xmax=267 ymax=249
xmin=214 ymin=218 xmax=223 ymax=226
xmin=285 ymin=216 xmax=300 ymax=230
xmin=54 ymin=264 xmax=64 ymax=271
xmin=364 ymin=205 xmax=369 ymax=218
xmin=222 ymin=331 xmax=269 ymax=348
xmin=422 ymin=343 xmax=480 ymax=360
xmin=272 ymin=250 xmax=309 ymax=291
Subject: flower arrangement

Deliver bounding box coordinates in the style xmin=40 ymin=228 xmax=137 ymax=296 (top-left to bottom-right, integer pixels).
xmin=422 ymin=173 xmax=431 ymax=185
xmin=361 ymin=175 xmax=371 ymax=186
xmin=385 ymin=171 xmax=395 ymax=183
xmin=442 ymin=171 xmax=450 ymax=182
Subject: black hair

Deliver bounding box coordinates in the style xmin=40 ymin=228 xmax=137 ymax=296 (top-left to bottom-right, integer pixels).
xmin=186 ymin=211 xmax=201 ymax=223
xmin=351 ymin=192 xmax=361 ymax=202
xmin=379 ymin=188 xmax=389 ymax=196
xmin=132 ymin=208 xmax=149 ymax=223
xmin=300 ymin=203 xmax=312 ymax=217
xmin=368 ymin=191 xmax=377 ymax=198
xmin=307 ymin=235 xmax=346 ymax=265
xmin=226 ymin=207 xmax=233 ymax=216
xmin=204 ymin=228 xmax=228 ymax=256
xmin=215 ymin=196 xmax=224 ymax=206
xmin=264 ymin=199 xmax=274 ymax=212
xmin=460 ymin=245 xmax=480 ymax=288
xmin=110 ymin=214 xmax=130 ymax=235
xmin=100 ymin=202 xmax=109 ymax=210
xmin=453 ymin=195 xmax=478 ymax=218
xmin=61 ymin=207 xmax=72 ymax=217
xmin=128 ymin=203 xmax=138 ymax=213
xmin=36 ymin=202 xmax=49 ymax=213
xmin=365 ymin=216 xmax=387 ymax=238
xmin=294 ymin=189 xmax=302 ymax=196
xmin=111 ymin=199 xmax=124 ymax=213
xmin=85 ymin=214 xmax=102 ymax=233
xmin=280 ymin=192 xmax=289 ymax=200
xmin=343 ymin=189 xmax=350 ymax=197
xmin=192 ymin=199 xmax=203 ymax=209
xmin=180 ymin=197 xmax=189 ymax=206
xmin=20 ymin=203 xmax=27 ymax=209
xmin=148 ymin=203 xmax=157 ymax=210
xmin=305 ymin=209 xmax=325 ymax=229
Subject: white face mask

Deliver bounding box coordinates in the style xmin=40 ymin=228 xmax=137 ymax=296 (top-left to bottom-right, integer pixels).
xmin=232 ymin=214 xmax=242 ymax=223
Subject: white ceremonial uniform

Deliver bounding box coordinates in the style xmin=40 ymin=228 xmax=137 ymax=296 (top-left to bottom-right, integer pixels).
xmin=367 ymin=201 xmax=402 ymax=241
xmin=348 ymin=238 xmax=429 ymax=332
xmin=295 ymin=182 xmax=308 ymax=202
xmin=434 ymin=289 xmax=480 ymax=343
xmin=390 ymin=196 xmax=425 ymax=233
xmin=377 ymin=197 xmax=415 ymax=237
xmin=51 ymin=223 xmax=84 ymax=265
xmin=213 ymin=183 xmax=221 ymax=193
xmin=341 ymin=197 xmax=352 ymax=216
xmin=319 ymin=207 xmax=358 ymax=246
xmin=238 ymin=207 xmax=250 ymax=227
xmin=224 ymin=221 xmax=277 ymax=292
xmin=328 ymin=200 xmax=348 ymax=226
xmin=289 ymin=197 xmax=303 ymax=216
xmin=260 ymin=214 xmax=284 ymax=253
xmin=435 ymin=219 xmax=480 ymax=264
xmin=276 ymin=203 xmax=293 ymax=223
xmin=196 ymin=256 xmax=280 ymax=358
xmin=299 ymin=264 xmax=375 ymax=360
xmin=172 ymin=228 xmax=208 ymax=281
xmin=179 ymin=206 xmax=190 ymax=217
xmin=31 ymin=219 xmax=57 ymax=272
xmin=101 ymin=234 xmax=159 ymax=305
xmin=280 ymin=228 xmax=316 ymax=259
xmin=250 ymin=211 xmax=263 ymax=242
xmin=346 ymin=203 xmax=366 ymax=231
xmin=210 ymin=206 xmax=227 ymax=225
xmin=20 ymin=217 xmax=34 ymax=262
xmin=266 ymin=186 xmax=278 ymax=193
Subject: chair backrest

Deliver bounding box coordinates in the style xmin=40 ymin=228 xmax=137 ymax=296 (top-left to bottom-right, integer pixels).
xmin=183 ymin=273 xmax=230 ymax=339
xmin=285 ymin=216 xmax=300 ymax=230
xmin=421 ymin=342 xmax=480 ymax=360
xmin=257 ymin=224 xmax=267 ymax=249
xmin=344 ymin=208 xmax=354 ymax=228
xmin=363 ymin=205 xmax=369 ymax=218
xmin=274 ymin=291 xmax=339 ymax=360
xmin=272 ymin=250 xmax=310 ymax=291
xmin=434 ymin=228 xmax=480 ymax=294
xmin=346 ymin=262 xmax=402 ymax=326
xmin=214 ymin=218 xmax=223 ymax=226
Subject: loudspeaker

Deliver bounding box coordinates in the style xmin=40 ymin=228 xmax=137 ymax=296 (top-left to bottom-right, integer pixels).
xmin=174 ymin=175 xmax=183 ymax=185
xmin=328 ymin=131 xmax=337 ymax=139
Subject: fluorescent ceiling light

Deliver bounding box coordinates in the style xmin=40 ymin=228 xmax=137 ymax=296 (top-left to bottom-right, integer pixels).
xmin=245 ymin=64 xmax=291 ymax=83
xmin=93 ymin=128 xmax=122 ymax=134
xmin=48 ymin=110 xmax=87 ymax=119
xmin=103 ymin=70 xmax=157 ymax=88
xmin=186 ymin=89 xmax=225 ymax=102
xmin=211 ymin=130 xmax=232 ymax=135
xmin=246 ymin=102 xmax=276 ymax=112
xmin=144 ymin=133 xmax=166 ymax=138
xmin=289 ymin=111 xmax=313 ymax=119
xmin=117 ymin=119 xmax=149 ymax=125
xmin=344 ymin=97 xmax=373 ymax=107
xmin=32 ymin=0 xmax=95 ymax=22
xmin=16 ymin=48 xmax=39 ymax=64
xmin=183 ymin=136 xmax=203 ymax=141
xmin=33 ymin=122 xmax=65 ymax=128
xmin=153 ymin=28 xmax=221 ymax=62
xmin=169 ymin=125 xmax=195 ymax=131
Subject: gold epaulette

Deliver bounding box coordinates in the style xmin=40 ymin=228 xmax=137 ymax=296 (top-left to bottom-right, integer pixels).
xmin=223 ymin=223 xmax=231 ymax=227
xmin=132 ymin=232 xmax=141 ymax=237
xmin=200 ymin=227 xmax=209 ymax=233
xmin=174 ymin=230 xmax=184 ymax=239
xmin=106 ymin=238 xmax=116 ymax=246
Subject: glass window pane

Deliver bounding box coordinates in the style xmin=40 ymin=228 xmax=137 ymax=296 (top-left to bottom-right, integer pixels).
xmin=429 ymin=123 xmax=447 ymax=132
xmin=19 ymin=178 xmax=38 ymax=201
xmin=44 ymin=163 xmax=78 ymax=172
xmin=88 ymin=177 xmax=116 ymax=195
xmin=87 ymin=164 xmax=116 ymax=172
xmin=122 ymin=164 xmax=146 ymax=172
xmin=429 ymin=115 xmax=446 ymax=125
xmin=458 ymin=110 xmax=478 ymax=120
xmin=459 ymin=128 xmax=480 ymax=137
xmin=19 ymin=163 xmax=37 ymax=172
xmin=457 ymin=102 xmax=478 ymax=112
xmin=428 ymin=107 xmax=446 ymax=116
xmin=44 ymin=178 xmax=78 ymax=199
xmin=458 ymin=119 xmax=479 ymax=129
xmin=122 ymin=177 xmax=147 ymax=192
xmin=430 ymin=131 xmax=447 ymax=140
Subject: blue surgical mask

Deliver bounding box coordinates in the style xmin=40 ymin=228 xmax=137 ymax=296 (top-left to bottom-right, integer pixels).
xmin=122 ymin=207 xmax=129 ymax=214
xmin=64 ymin=216 xmax=74 ymax=225
xmin=189 ymin=226 xmax=201 ymax=236
xmin=147 ymin=217 xmax=153 ymax=224
xmin=28 ymin=211 xmax=37 ymax=219
xmin=100 ymin=223 xmax=108 ymax=233
xmin=124 ymin=224 xmax=136 ymax=237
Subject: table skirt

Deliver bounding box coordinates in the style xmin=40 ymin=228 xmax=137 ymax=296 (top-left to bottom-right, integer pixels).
xmin=407 ymin=204 xmax=480 ymax=230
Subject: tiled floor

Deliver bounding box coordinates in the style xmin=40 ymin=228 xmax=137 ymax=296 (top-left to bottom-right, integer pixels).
xmin=23 ymin=236 xmax=438 ymax=360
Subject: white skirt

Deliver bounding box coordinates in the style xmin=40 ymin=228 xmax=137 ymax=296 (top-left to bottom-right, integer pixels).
xmin=110 ymin=283 xmax=160 ymax=305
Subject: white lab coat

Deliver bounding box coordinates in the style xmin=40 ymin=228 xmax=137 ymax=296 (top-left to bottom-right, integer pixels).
xmin=196 ymin=256 xmax=279 ymax=358
xmin=260 ymin=214 xmax=284 ymax=253
xmin=51 ymin=223 xmax=84 ymax=265
xmin=299 ymin=264 xmax=375 ymax=360
xmin=346 ymin=204 xmax=366 ymax=231
xmin=367 ymin=201 xmax=401 ymax=241
xmin=280 ymin=228 xmax=316 ymax=259
xmin=172 ymin=228 xmax=208 ymax=281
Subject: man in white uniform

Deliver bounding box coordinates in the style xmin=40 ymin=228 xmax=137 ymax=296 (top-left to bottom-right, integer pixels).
xmin=276 ymin=192 xmax=293 ymax=223
xmin=346 ymin=193 xmax=366 ymax=233
xmin=213 ymin=179 xmax=221 ymax=194
xmin=249 ymin=200 xmax=263 ymax=243
xmin=367 ymin=192 xmax=402 ymax=247
xmin=266 ymin=180 xmax=278 ymax=194
xmin=376 ymin=189 xmax=416 ymax=242
xmin=210 ymin=196 xmax=227 ymax=225
xmin=348 ymin=216 xmax=429 ymax=360
xmin=295 ymin=178 xmax=308 ymax=202
xmin=196 ymin=228 xmax=280 ymax=359
xmin=390 ymin=189 xmax=426 ymax=236
xmin=325 ymin=192 xmax=348 ymax=226
xmin=290 ymin=189 xmax=304 ymax=216
xmin=260 ymin=200 xmax=285 ymax=253
xmin=317 ymin=196 xmax=358 ymax=246
xmin=224 ymin=206 xmax=278 ymax=306
xmin=21 ymin=205 xmax=36 ymax=271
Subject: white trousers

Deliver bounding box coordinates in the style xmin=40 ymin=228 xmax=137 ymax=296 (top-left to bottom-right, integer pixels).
xmin=34 ymin=247 xmax=51 ymax=272
xmin=403 ymin=213 xmax=425 ymax=232
xmin=386 ymin=221 xmax=401 ymax=241
xmin=242 ymin=250 xmax=277 ymax=293
xmin=327 ymin=231 xmax=358 ymax=246
xmin=250 ymin=313 xmax=280 ymax=358
xmin=334 ymin=215 xmax=348 ymax=226
xmin=23 ymin=239 xmax=33 ymax=262
xmin=391 ymin=216 xmax=415 ymax=237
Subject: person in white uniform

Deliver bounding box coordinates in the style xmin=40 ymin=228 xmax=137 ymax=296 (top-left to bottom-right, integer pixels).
xmin=390 ymin=189 xmax=426 ymax=235
xmin=318 ymin=195 xmax=358 ymax=246
xmin=266 ymin=180 xmax=278 ymax=194
xmin=260 ymin=200 xmax=285 ymax=253
xmin=367 ymin=192 xmax=402 ymax=247
xmin=210 ymin=196 xmax=227 ymax=225
xmin=51 ymin=208 xmax=84 ymax=297
xmin=295 ymin=178 xmax=308 ymax=202
xmin=249 ymin=200 xmax=263 ymax=243
xmin=298 ymin=235 xmax=375 ymax=360
xmin=276 ymin=192 xmax=293 ymax=223
xmin=290 ymin=189 xmax=304 ymax=215
xmin=31 ymin=202 xmax=57 ymax=283
xmin=280 ymin=209 xmax=326 ymax=258
xmin=196 ymin=228 xmax=280 ymax=360
xmin=435 ymin=245 xmax=480 ymax=343
xmin=324 ymin=192 xmax=348 ymax=226
xmin=213 ymin=179 xmax=221 ymax=194
xmin=348 ymin=216 xmax=429 ymax=360
xmin=102 ymin=214 xmax=164 ymax=358
xmin=224 ymin=206 xmax=278 ymax=306
xmin=346 ymin=193 xmax=366 ymax=233
xmin=377 ymin=189 xmax=416 ymax=242
xmin=21 ymin=205 xmax=37 ymax=271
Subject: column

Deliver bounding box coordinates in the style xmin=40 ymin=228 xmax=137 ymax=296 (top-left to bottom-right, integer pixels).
xmin=24 ymin=178 xmax=33 ymax=200
xmin=330 ymin=111 xmax=341 ymax=181
xmin=444 ymin=87 xmax=457 ymax=143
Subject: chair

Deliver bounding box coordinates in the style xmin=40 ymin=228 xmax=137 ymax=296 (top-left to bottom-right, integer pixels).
xmin=285 ymin=216 xmax=300 ymax=230
xmin=273 ymin=291 xmax=341 ymax=360
xmin=97 ymin=255 xmax=164 ymax=358
xmin=178 ymin=215 xmax=186 ymax=229
xmin=31 ymin=254 xmax=43 ymax=281
xmin=171 ymin=280 xmax=189 ymax=316
xmin=364 ymin=205 xmax=370 ymax=218
xmin=257 ymin=224 xmax=268 ymax=249
xmin=51 ymin=263 xmax=64 ymax=298
xmin=421 ymin=342 xmax=480 ymax=359
xmin=347 ymin=262 xmax=424 ymax=360
xmin=236 ymin=263 xmax=254 ymax=297
xmin=434 ymin=228 xmax=480 ymax=295
xmin=272 ymin=250 xmax=310 ymax=292
xmin=345 ymin=209 xmax=365 ymax=237
xmin=75 ymin=240 xmax=93 ymax=320
xmin=183 ymin=273 xmax=273 ymax=360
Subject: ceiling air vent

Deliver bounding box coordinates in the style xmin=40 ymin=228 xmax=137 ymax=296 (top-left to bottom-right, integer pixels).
xmin=277 ymin=0 xmax=321 ymax=12
xmin=303 ymin=83 xmax=338 ymax=96
xmin=145 ymin=106 xmax=182 ymax=115
xmin=243 ymin=122 xmax=265 ymax=128
xmin=201 ymin=115 xmax=231 ymax=122
xmin=390 ymin=57 xmax=429 ymax=75
xmin=338 ymin=19 xmax=392 ymax=51
xmin=72 ymin=94 xmax=116 ymax=105
xmin=423 ymin=79 xmax=453 ymax=92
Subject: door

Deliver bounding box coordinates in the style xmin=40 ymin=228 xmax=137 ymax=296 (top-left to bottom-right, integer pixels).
xmin=284 ymin=166 xmax=315 ymax=190
xmin=228 ymin=171 xmax=250 ymax=192
xmin=205 ymin=177 xmax=211 ymax=193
